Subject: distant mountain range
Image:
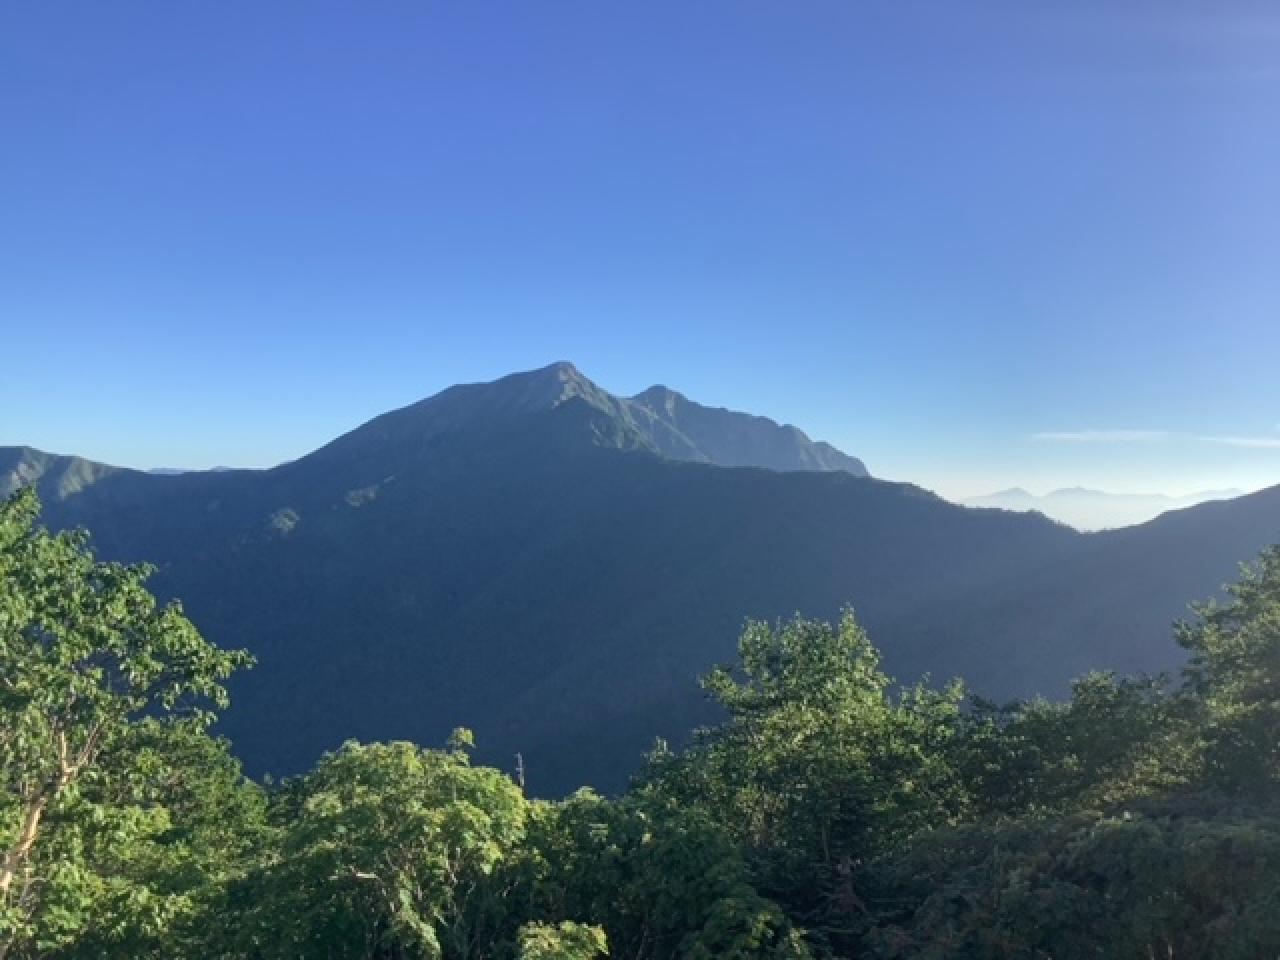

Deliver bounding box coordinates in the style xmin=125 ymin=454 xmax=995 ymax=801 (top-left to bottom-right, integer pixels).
xmin=148 ymin=466 xmax=236 ymax=476
xmin=963 ymin=486 xmax=1245 ymax=531
xmin=4 ymin=362 xmax=1279 ymax=794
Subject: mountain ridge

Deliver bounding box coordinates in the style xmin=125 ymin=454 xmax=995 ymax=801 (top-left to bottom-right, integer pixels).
xmin=4 ymin=363 xmax=868 ymax=492
xmin=963 ymin=485 xmax=1248 ymax=531
xmin=4 ymin=365 xmax=1278 ymax=793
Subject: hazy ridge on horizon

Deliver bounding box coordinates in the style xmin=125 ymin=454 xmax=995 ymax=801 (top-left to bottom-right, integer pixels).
xmin=961 ymin=485 xmax=1250 ymax=531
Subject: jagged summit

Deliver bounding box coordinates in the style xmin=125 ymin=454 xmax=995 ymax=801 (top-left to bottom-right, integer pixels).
xmin=423 ymin=360 xmax=614 ymax=419
xmin=311 ymin=363 xmax=870 ymax=477
xmin=6 ymin=364 xmax=872 ymax=508
xmin=627 ymin=381 xmax=868 ymax=476
xmin=480 ymin=360 xmax=601 ymax=411
xmin=630 ymin=383 xmax=683 ymax=411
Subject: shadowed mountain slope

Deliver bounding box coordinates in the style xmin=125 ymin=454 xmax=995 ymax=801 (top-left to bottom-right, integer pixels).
xmin=5 ymin=364 xmax=1278 ymax=793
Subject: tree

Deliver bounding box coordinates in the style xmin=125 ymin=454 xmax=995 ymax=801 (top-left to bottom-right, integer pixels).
xmin=862 ymin=796 xmax=1280 ymax=960
xmin=235 ymin=737 xmax=529 ymax=959
xmin=644 ymin=611 xmax=967 ymax=952
xmin=510 ymin=788 xmax=810 ymax=960
xmin=955 ymin=671 xmax=1181 ymax=817
xmin=517 ymin=921 xmax=606 ymax=960
xmin=1177 ymin=545 xmax=1280 ymax=793
xmin=56 ymin=722 xmax=271 ymax=960
xmin=0 ymin=488 xmax=251 ymax=958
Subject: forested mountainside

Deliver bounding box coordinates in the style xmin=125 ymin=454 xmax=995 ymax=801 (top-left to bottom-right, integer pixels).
xmin=4 ymin=364 xmax=1279 ymax=793
xmin=6 ymin=487 xmax=1280 ymax=959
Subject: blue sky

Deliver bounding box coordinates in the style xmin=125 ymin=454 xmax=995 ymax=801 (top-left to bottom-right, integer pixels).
xmin=2 ymin=1 xmax=1278 ymax=498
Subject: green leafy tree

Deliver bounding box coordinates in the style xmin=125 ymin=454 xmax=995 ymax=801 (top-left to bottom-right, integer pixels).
xmin=1177 ymin=545 xmax=1280 ymax=793
xmin=855 ymin=547 xmax=1280 ymax=958
xmin=235 ymin=737 xmax=529 ymax=960
xmin=956 ymin=671 xmax=1182 ymax=817
xmin=54 ymin=722 xmax=271 ymax=960
xmin=0 ymin=488 xmax=251 ymax=959
xmin=862 ymin=796 xmax=1280 ymax=959
xmin=517 ymin=921 xmax=606 ymax=960
xmin=645 ymin=611 xmax=968 ymax=948
xmin=509 ymin=789 xmax=809 ymax=960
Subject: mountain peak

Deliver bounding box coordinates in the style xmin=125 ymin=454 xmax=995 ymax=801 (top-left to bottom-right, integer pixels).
xmin=633 ymin=383 xmax=683 ymax=401
xmin=629 ymin=385 xmax=690 ymax=422
xmin=526 ymin=359 xmax=585 ymax=385
xmin=478 ymin=360 xmax=606 ymax=412
xmin=541 ymin=360 xmax=580 ymax=375
xmin=627 ymin=384 xmax=868 ymax=476
xmin=310 ymin=363 xmax=868 ymax=477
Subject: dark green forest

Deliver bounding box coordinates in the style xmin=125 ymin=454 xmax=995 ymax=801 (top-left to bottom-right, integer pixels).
xmin=11 ymin=367 xmax=1280 ymax=797
xmin=4 ymin=485 xmax=1280 ymax=959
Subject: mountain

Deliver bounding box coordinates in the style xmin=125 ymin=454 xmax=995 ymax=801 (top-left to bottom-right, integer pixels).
xmin=5 ymin=364 xmax=1279 ymax=794
xmin=147 ymin=466 xmax=236 ymax=475
xmin=626 ymin=384 xmax=868 ymax=475
xmin=1 ymin=445 xmax=125 ymax=500
xmin=962 ymin=486 xmax=1246 ymax=531
xmin=2 ymin=364 xmax=866 ymax=504
xmin=299 ymin=362 xmax=869 ymax=478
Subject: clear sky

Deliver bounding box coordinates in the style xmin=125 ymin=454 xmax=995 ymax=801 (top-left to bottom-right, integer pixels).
xmin=3 ymin=1 xmax=1278 ymax=499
